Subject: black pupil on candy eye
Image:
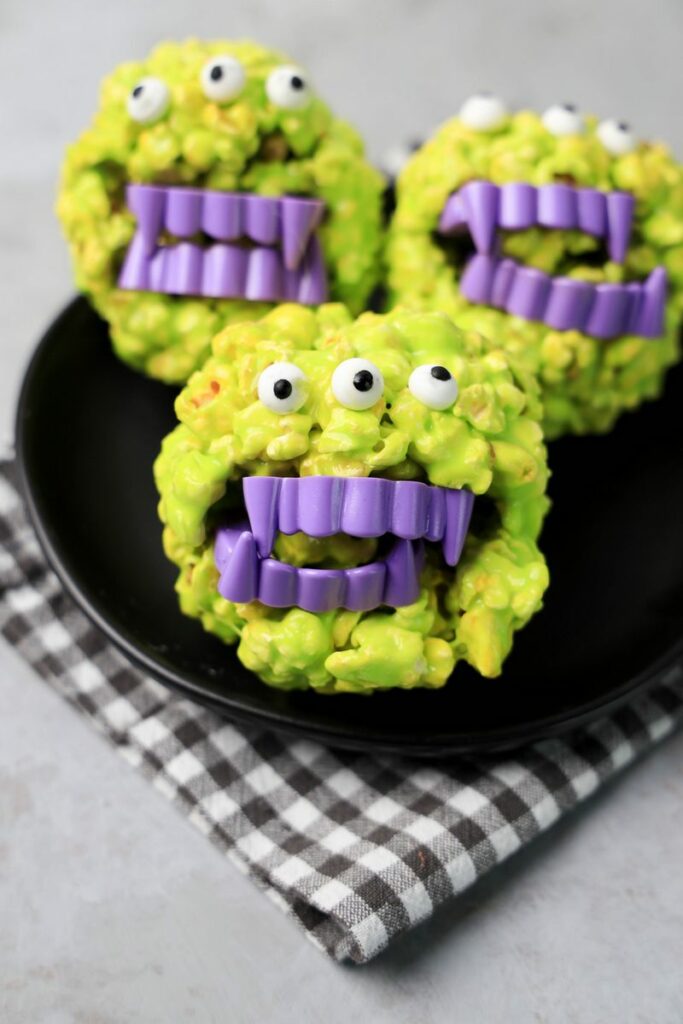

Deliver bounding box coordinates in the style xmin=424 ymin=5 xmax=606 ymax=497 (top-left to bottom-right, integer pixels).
xmin=430 ymin=366 xmax=451 ymax=381
xmin=132 ymin=85 xmax=144 ymax=98
xmin=353 ymin=370 xmax=374 ymax=392
xmin=273 ymin=379 xmax=293 ymax=400
xmin=210 ymin=65 xmax=223 ymax=81
xmin=562 ymin=103 xmax=576 ymax=112
xmin=291 ymin=75 xmax=304 ymax=90
xmin=618 ymin=121 xmax=630 ymax=132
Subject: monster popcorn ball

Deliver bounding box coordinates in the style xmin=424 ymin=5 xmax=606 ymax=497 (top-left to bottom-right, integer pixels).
xmin=387 ymin=95 xmax=683 ymax=437
xmin=57 ymin=40 xmax=384 ymax=382
xmin=155 ymin=305 xmax=550 ymax=693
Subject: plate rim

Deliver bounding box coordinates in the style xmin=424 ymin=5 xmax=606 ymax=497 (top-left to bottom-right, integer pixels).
xmin=13 ymin=296 xmax=683 ymax=756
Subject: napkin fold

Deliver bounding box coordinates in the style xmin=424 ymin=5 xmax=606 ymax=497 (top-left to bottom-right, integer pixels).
xmin=1 ymin=460 xmax=681 ymax=963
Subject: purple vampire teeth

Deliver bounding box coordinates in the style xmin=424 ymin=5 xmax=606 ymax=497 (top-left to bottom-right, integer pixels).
xmin=118 ymin=184 xmax=328 ymax=304
xmin=214 ymin=476 xmax=475 ymax=613
xmin=438 ymin=180 xmax=667 ymax=340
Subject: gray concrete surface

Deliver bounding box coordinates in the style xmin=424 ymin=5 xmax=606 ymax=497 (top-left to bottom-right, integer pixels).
xmin=2 ymin=0 xmax=683 ymax=1020
xmin=2 ymin=640 xmax=683 ymax=1023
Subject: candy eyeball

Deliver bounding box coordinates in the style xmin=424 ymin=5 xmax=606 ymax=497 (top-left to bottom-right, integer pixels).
xmin=200 ymin=55 xmax=246 ymax=102
xmin=266 ymin=65 xmax=312 ymax=110
xmin=597 ymin=118 xmax=637 ymax=156
xmin=126 ymin=77 xmax=170 ymax=124
xmin=408 ymin=364 xmax=459 ymax=411
xmin=541 ymin=103 xmax=586 ymax=137
xmin=459 ymin=93 xmax=508 ymax=131
xmin=257 ymin=362 xmax=308 ymax=414
xmin=331 ymin=358 xmax=384 ymax=410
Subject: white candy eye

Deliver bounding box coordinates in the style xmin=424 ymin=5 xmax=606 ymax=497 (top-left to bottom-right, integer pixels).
xmin=331 ymin=358 xmax=384 ymax=410
xmin=541 ymin=103 xmax=585 ymax=137
xmin=200 ymin=55 xmax=246 ymax=102
xmin=459 ymin=93 xmax=508 ymax=131
xmin=257 ymin=362 xmax=308 ymax=414
xmin=126 ymin=77 xmax=170 ymax=124
xmin=597 ymin=118 xmax=637 ymax=156
xmin=266 ymin=65 xmax=312 ymax=110
xmin=408 ymin=364 xmax=459 ymax=411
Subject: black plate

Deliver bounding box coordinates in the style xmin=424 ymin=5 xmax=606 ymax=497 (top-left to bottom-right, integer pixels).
xmin=15 ymin=298 xmax=683 ymax=755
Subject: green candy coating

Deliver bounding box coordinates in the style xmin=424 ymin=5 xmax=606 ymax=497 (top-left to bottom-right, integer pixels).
xmin=57 ymin=39 xmax=384 ymax=383
xmin=386 ymin=109 xmax=683 ymax=438
xmin=155 ymin=305 xmax=550 ymax=693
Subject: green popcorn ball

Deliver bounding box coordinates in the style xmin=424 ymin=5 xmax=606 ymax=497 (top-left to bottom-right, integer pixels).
xmin=57 ymin=39 xmax=384 ymax=383
xmin=386 ymin=97 xmax=683 ymax=437
xmin=155 ymin=304 xmax=550 ymax=694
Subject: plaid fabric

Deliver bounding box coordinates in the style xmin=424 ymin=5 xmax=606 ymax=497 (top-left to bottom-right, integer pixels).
xmin=1 ymin=461 xmax=682 ymax=964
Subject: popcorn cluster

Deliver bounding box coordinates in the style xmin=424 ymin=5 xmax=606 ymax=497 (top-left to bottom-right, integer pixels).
xmin=386 ymin=107 xmax=683 ymax=436
xmin=57 ymin=39 xmax=384 ymax=382
xmin=155 ymin=305 xmax=549 ymax=692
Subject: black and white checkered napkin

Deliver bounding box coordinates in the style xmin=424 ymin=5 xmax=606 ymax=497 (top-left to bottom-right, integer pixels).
xmin=1 ymin=461 xmax=682 ymax=964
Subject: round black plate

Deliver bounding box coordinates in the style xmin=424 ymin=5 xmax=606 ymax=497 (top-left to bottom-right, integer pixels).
xmin=15 ymin=298 xmax=683 ymax=755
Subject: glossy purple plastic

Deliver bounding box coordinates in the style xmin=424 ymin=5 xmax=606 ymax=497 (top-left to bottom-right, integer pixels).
xmin=439 ymin=181 xmax=635 ymax=263
xmin=215 ymin=525 xmax=426 ymax=612
xmin=438 ymin=180 xmax=666 ymax=339
xmin=214 ymin=476 xmax=475 ymax=613
xmin=118 ymin=184 xmax=328 ymax=304
xmin=461 ymin=256 xmax=666 ymax=339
